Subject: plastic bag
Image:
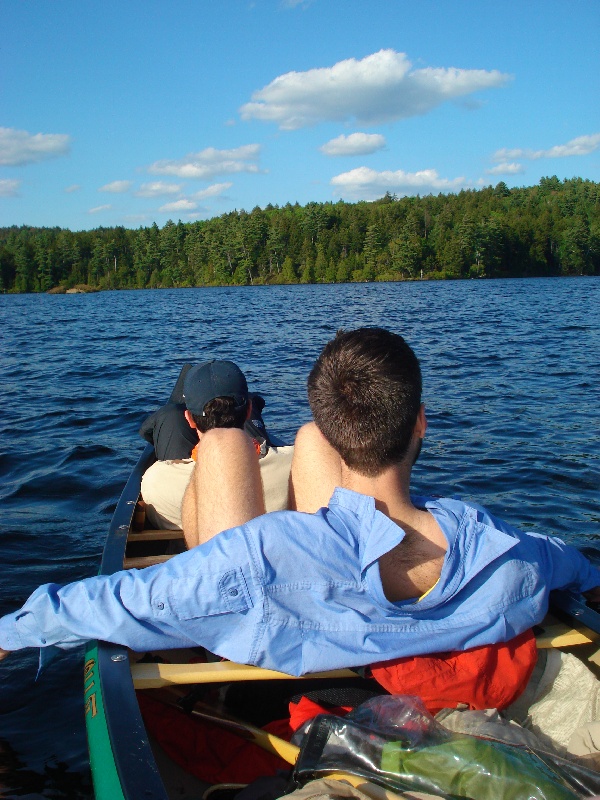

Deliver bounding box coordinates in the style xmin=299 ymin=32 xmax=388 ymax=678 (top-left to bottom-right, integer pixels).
xmin=293 ymin=696 xmax=580 ymax=800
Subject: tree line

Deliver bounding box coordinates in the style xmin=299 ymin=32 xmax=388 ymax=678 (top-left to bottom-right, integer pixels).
xmin=1 ymin=176 xmax=599 ymax=293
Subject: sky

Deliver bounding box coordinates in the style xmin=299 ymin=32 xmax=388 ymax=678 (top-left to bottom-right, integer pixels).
xmin=1 ymin=0 xmax=599 ymax=232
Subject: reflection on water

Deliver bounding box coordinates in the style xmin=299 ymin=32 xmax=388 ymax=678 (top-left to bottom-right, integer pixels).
xmin=0 ymin=277 xmax=599 ymax=796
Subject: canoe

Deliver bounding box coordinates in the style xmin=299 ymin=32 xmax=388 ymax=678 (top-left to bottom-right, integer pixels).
xmin=84 ymin=368 xmax=600 ymax=800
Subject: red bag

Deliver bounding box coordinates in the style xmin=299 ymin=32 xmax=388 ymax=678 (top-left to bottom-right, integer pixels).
xmin=369 ymin=629 xmax=538 ymax=714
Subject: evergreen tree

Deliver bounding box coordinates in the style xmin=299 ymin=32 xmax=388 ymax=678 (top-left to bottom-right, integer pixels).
xmin=13 ymin=244 xmax=34 ymax=292
xmin=280 ymin=256 xmax=297 ymax=284
xmin=363 ymin=224 xmax=383 ymax=275
xmin=300 ymin=257 xmax=314 ymax=284
xmin=312 ymin=244 xmax=326 ymax=282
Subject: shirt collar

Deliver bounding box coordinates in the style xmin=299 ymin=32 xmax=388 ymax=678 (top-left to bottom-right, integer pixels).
xmin=329 ymin=489 xmax=521 ymax=607
xmin=409 ymin=496 xmax=521 ymax=605
xmin=329 ymin=487 xmax=407 ymax=573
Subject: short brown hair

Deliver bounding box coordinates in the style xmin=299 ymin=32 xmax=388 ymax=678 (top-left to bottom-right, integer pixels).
xmin=191 ymin=396 xmax=248 ymax=433
xmin=307 ymin=328 xmax=422 ymax=476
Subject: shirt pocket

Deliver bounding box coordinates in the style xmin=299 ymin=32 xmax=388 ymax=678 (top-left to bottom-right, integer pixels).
xmin=169 ymin=567 xmax=252 ymax=620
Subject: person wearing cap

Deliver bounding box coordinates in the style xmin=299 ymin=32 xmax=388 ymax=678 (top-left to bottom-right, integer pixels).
xmin=140 ymin=360 xmax=294 ymax=534
xmin=139 ymin=361 xmax=271 ymax=462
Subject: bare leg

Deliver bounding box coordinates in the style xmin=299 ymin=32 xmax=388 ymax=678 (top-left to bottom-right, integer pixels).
xmin=288 ymin=422 xmax=342 ymax=512
xmin=182 ymin=428 xmax=265 ymax=549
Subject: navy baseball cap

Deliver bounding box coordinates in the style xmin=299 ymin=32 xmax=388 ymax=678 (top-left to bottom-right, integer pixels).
xmin=183 ymin=360 xmax=249 ymax=416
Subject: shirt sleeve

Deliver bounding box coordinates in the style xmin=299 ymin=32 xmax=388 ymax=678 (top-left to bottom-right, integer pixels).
xmin=0 ymin=529 xmax=263 ymax=662
xmin=477 ymin=505 xmax=600 ymax=593
xmin=527 ymin=532 xmax=600 ymax=593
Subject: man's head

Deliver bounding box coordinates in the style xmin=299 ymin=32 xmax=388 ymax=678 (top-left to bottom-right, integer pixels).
xmin=183 ymin=360 xmax=249 ymax=434
xmin=307 ymin=328 xmax=423 ymax=477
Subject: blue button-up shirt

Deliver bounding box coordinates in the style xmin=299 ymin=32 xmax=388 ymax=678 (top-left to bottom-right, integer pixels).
xmin=1 ymin=489 xmax=598 ymax=675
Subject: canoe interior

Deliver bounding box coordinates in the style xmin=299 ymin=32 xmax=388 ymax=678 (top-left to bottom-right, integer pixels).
xmin=85 ymin=368 xmax=189 ymax=800
xmin=86 ymin=365 xmax=600 ymax=799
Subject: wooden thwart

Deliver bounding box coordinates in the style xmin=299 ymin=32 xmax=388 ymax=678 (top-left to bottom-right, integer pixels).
xmin=129 ymin=529 xmax=184 ymax=541
xmin=132 ymin=660 xmax=358 ymax=690
xmin=535 ymin=618 xmax=598 ymax=649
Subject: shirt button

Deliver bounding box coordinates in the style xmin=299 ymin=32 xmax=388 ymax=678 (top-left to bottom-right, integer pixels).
xmin=228 ymin=588 xmax=239 ymax=597
xmin=156 ymin=602 xmax=165 ymax=610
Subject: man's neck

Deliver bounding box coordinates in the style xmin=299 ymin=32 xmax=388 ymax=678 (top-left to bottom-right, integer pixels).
xmin=341 ymin=461 xmax=415 ymax=521
xmin=342 ymin=461 xmax=448 ymax=603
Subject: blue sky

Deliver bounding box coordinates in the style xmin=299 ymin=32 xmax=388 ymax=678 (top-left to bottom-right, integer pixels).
xmin=1 ymin=0 xmax=599 ymax=231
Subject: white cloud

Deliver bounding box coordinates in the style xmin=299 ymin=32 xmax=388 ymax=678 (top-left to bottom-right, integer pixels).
xmin=135 ymin=181 xmax=182 ymax=197
xmin=0 ymin=178 xmax=20 ymax=197
xmin=159 ymin=199 xmax=198 ymax=213
xmin=321 ymin=132 xmax=386 ymax=157
xmin=493 ymin=133 xmax=600 ymax=162
xmin=240 ymin=49 xmax=509 ymax=130
xmin=88 ymin=204 xmax=112 ymax=214
xmin=331 ymin=166 xmax=466 ymax=200
xmin=0 ymin=127 xmax=71 ymax=166
xmin=487 ymin=162 xmax=525 ymax=175
xmin=192 ymin=182 xmax=233 ymax=200
xmin=148 ymin=144 xmax=261 ymax=180
xmin=64 ymin=184 xmax=81 ymax=193
xmin=99 ymin=180 xmax=132 ymax=193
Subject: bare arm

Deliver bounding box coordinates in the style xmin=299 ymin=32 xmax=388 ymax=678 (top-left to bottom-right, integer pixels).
xmin=0 ymin=647 xmax=10 ymax=662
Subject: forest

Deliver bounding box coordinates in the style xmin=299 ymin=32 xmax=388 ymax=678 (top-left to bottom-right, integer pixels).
xmin=1 ymin=176 xmax=599 ymax=293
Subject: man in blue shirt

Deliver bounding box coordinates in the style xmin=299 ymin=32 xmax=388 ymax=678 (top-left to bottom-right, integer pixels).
xmin=1 ymin=328 xmax=599 ymax=673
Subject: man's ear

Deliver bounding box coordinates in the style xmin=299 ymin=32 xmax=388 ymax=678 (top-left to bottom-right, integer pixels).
xmin=245 ymin=399 xmax=252 ymax=420
xmin=415 ymin=403 xmax=427 ymax=439
xmin=184 ymin=409 xmax=197 ymax=430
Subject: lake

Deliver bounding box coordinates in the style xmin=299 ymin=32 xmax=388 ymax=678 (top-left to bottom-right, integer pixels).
xmin=0 ymin=277 xmax=599 ymax=797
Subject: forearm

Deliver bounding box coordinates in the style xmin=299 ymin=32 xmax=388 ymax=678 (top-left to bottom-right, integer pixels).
xmin=0 ymin=572 xmax=196 ymax=653
xmin=548 ymin=539 xmax=600 ymax=593
xmin=0 ymin=538 xmax=259 ymax=659
xmin=480 ymin=507 xmax=600 ymax=595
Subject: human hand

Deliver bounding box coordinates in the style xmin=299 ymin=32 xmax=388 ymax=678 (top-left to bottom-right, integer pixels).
xmin=0 ymin=647 xmax=10 ymax=662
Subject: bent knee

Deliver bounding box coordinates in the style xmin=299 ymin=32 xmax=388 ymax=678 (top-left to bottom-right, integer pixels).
xmin=294 ymin=421 xmax=321 ymax=447
xmin=293 ymin=421 xmax=338 ymax=459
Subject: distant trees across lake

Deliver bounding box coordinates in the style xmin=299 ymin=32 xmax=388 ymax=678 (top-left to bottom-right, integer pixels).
xmin=1 ymin=177 xmax=599 ymax=293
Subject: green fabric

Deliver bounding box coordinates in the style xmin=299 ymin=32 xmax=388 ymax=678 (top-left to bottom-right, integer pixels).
xmin=381 ymin=737 xmax=577 ymax=800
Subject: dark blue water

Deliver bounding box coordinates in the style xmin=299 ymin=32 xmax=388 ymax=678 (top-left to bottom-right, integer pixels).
xmin=0 ymin=278 xmax=599 ymax=797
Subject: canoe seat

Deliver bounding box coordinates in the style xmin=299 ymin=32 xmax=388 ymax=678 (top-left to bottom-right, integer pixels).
xmin=132 ymin=660 xmax=359 ymax=689
xmin=129 ymin=529 xmax=184 ymax=541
